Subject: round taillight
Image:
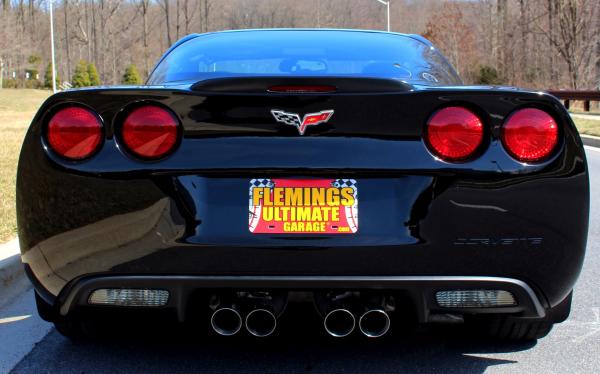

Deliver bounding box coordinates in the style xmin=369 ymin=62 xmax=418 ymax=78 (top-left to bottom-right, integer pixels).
xmin=121 ymin=105 xmax=180 ymax=159
xmin=47 ymin=106 xmax=103 ymax=160
xmin=425 ymin=106 xmax=484 ymax=161
xmin=501 ymin=108 xmax=558 ymax=162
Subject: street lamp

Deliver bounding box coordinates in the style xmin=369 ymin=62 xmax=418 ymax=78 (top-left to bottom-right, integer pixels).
xmin=375 ymin=0 xmax=390 ymax=32
xmin=49 ymin=0 xmax=57 ymax=93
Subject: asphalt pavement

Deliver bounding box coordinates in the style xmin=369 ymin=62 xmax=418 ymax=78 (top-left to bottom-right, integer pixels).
xmin=2 ymin=147 xmax=599 ymax=374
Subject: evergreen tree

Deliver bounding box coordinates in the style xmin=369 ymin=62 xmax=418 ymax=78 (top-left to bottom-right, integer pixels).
xmin=72 ymin=60 xmax=91 ymax=88
xmin=44 ymin=63 xmax=60 ymax=89
xmin=476 ymin=65 xmax=503 ymax=85
xmin=122 ymin=64 xmax=142 ymax=85
xmin=87 ymin=62 xmax=101 ymax=86
xmin=28 ymin=55 xmax=42 ymax=69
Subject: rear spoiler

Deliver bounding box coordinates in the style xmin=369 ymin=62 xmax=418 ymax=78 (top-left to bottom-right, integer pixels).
xmin=190 ymin=77 xmax=414 ymax=94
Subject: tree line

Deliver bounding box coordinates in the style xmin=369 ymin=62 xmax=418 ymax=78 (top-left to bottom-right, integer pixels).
xmin=0 ymin=0 xmax=598 ymax=90
xmin=2 ymin=57 xmax=141 ymax=88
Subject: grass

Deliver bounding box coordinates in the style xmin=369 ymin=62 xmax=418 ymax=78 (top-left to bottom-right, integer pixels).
xmin=569 ymin=108 xmax=600 ymax=115
xmin=0 ymin=89 xmax=598 ymax=244
xmin=571 ymin=117 xmax=600 ymax=137
xmin=0 ymin=89 xmax=51 ymax=243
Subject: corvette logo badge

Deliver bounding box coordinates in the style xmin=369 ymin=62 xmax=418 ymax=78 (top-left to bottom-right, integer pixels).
xmin=271 ymin=109 xmax=334 ymax=135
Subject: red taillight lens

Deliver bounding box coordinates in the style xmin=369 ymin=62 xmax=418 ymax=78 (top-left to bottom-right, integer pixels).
xmin=425 ymin=106 xmax=484 ymax=161
xmin=121 ymin=105 xmax=180 ymax=159
xmin=501 ymin=108 xmax=558 ymax=162
xmin=47 ymin=106 xmax=103 ymax=160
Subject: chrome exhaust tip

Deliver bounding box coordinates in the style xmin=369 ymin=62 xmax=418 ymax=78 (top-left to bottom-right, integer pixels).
xmin=245 ymin=308 xmax=277 ymax=337
xmin=324 ymin=308 xmax=356 ymax=337
xmin=359 ymin=309 xmax=390 ymax=338
xmin=211 ymin=307 xmax=243 ymax=336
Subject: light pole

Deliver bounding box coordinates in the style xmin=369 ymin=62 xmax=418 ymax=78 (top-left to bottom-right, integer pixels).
xmin=49 ymin=0 xmax=57 ymax=93
xmin=376 ymin=0 xmax=390 ymax=32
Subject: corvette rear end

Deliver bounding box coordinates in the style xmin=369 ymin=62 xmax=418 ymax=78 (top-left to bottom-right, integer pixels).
xmin=17 ymin=30 xmax=588 ymax=341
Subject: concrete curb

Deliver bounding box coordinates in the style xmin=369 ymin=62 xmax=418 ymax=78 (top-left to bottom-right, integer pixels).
xmin=0 ymin=238 xmax=29 ymax=308
xmin=582 ymin=135 xmax=600 ymax=149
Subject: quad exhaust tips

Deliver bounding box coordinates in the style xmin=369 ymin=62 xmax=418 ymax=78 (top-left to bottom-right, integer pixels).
xmin=323 ymin=308 xmax=391 ymax=338
xmin=211 ymin=307 xmax=243 ymax=336
xmin=211 ymin=307 xmax=277 ymax=337
xmin=245 ymin=308 xmax=277 ymax=337
xmin=211 ymin=292 xmax=390 ymax=338
xmin=324 ymin=308 xmax=356 ymax=337
xmin=210 ymin=292 xmax=286 ymax=337
xmin=359 ymin=309 xmax=391 ymax=338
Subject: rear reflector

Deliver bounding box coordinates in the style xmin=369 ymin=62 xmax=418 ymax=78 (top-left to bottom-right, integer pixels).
xmin=88 ymin=289 xmax=169 ymax=307
xmin=47 ymin=106 xmax=103 ymax=160
xmin=435 ymin=290 xmax=516 ymax=308
xmin=501 ymin=108 xmax=558 ymax=162
xmin=425 ymin=106 xmax=484 ymax=161
xmin=121 ymin=105 xmax=180 ymax=159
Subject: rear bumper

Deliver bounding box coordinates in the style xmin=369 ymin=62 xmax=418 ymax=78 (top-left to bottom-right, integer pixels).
xmin=55 ymin=275 xmax=546 ymax=322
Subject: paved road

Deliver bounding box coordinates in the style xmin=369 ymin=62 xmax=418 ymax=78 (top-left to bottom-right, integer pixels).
xmin=2 ymin=148 xmax=600 ymax=374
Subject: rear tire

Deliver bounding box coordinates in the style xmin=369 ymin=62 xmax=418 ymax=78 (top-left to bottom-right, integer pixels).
xmin=479 ymin=317 xmax=553 ymax=341
xmin=34 ymin=292 xmax=56 ymax=322
xmin=471 ymin=291 xmax=573 ymax=341
xmin=54 ymin=317 xmax=86 ymax=340
xmin=54 ymin=316 xmax=101 ymax=340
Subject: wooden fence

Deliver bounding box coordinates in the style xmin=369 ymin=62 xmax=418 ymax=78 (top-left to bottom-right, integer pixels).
xmin=547 ymin=90 xmax=600 ymax=112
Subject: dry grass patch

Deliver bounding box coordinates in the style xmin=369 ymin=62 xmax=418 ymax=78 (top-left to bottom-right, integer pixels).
xmin=572 ymin=117 xmax=600 ymax=137
xmin=0 ymin=89 xmax=51 ymax=243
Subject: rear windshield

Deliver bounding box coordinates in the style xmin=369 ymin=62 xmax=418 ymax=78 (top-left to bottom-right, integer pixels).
xmin=148 ymin=30 xmax=461 ymax=86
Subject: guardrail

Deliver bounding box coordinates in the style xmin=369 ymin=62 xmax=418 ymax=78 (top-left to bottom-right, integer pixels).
xmin=547 ymin=90 xmax=600 ymax=112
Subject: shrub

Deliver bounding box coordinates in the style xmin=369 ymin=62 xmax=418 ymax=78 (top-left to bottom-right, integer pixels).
xmin=28 ymin=54 xmax=42 ymax=67
xmin=72 ymin=60 xmax=91 ymax=88
xmin=475 ymin=65 xmax=503 ymax=85
xmin=2 ymin=78 xmax=18 ymax=88
xmin=24 ymin=79 xmax=42 ymax=89
xmin=87 ymin=62 xmax=101 ymax=86
xmin=44 ymin=63 xmax=60 ymax=89
xmin=122 ymin=64 xmax=142 ymax=85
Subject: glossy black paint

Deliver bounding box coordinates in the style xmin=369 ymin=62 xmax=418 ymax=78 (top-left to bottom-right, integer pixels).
xmin=17 ymin=80 xmax=588 ymax=314
xmin=16 ymin=31 xmax=589 ymax=322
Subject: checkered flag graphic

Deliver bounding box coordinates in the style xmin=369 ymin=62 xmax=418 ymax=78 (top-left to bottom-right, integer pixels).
xmin=332 ymin=179 xmax=356 ymax=188
xmin=249 ymin=179 xmax=273 ymax=231
xmin=271 ymin=110 xmax=301 ymax=128
xmin=250 ymin=179 xmax=274 ymax=188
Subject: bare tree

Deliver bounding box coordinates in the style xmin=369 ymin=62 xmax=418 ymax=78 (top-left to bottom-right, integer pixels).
xmin=596 ymin=8 xmax=600 ymax=89
xmin=198 ymin=0 xmax=210 ymax=32
xmin=537 ymin=0 xmax=600 ymax=88
xmin=182 ymin=0 xmax=195 ymax=35
xmin=0 ymin=0 xmax=598 ymax=90
xmin=159 ymin=0 xmax=172 ymax=46
xmin=63 ymin=0 xmax=72 ymax=80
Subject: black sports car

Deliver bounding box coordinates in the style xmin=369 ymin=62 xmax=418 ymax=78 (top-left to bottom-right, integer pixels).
xmin=17 ymin=29 xmax=588 ymax=340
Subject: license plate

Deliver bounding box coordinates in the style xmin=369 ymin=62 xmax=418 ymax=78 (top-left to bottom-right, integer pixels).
xmin=249 ymin=179 xmax=358 ymax=234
